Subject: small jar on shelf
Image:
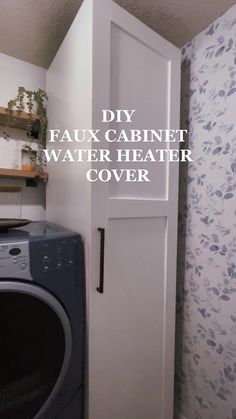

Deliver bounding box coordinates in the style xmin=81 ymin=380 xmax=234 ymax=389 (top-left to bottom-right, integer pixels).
xmin=21 ymin=148 xmax=37 ymax=172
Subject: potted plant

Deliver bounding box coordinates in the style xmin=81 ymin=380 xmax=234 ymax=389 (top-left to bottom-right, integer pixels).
xmin=3 ymin=86 xmax=48 ymax=173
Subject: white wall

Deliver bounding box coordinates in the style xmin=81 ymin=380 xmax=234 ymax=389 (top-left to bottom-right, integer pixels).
xmin=0 ymin=52 xmax=47 ymax=220
xmin=0 ymin=52 xmax=45 ymax=107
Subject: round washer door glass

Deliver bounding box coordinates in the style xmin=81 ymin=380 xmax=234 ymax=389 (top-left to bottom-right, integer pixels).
xmin=0 ymin=282 xmax=72 ymax=419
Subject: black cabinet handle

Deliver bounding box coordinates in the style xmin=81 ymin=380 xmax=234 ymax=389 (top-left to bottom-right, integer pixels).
xmin=97 ymin=228 xmax=105 ymax=294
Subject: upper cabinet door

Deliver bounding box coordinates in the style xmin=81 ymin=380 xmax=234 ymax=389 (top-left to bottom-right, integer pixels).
xmin=89 ymin=1 xmax=181 ymax=419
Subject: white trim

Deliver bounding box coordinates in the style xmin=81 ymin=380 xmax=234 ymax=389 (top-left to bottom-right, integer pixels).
xmin=108 ymin=198 xmax=169 ymax=218
xmin=175 ymin=408 xmax=187 ymax=419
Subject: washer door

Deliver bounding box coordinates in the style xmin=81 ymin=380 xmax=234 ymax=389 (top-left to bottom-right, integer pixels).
xmin=0 ymin=281 xmax=72 ymax=419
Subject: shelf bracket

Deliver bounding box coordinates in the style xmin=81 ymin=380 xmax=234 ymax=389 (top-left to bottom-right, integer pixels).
xmin=25 ymin=178 xmax=38 ymax=187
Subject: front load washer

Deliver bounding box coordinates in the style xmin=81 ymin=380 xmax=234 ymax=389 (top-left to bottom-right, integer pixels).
xmin=0 ymin=221 xmax=85 ymax=419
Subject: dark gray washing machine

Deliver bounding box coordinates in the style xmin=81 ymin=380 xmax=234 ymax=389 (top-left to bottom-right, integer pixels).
xmin=0 ymin=221 xmax=85 ymax=419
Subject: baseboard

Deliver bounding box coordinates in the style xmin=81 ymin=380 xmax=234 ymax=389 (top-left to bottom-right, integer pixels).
xmin=175 ymin=408 xmax=187 ymax=419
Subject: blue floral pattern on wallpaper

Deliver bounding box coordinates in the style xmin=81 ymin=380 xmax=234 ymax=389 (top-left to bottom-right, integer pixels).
xmin=175 ymin=5 xmax=236 ymax=419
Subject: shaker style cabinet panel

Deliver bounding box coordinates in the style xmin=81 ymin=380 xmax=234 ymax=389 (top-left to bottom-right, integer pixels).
xmin=46 ymin=0 xmax=180 ymax=418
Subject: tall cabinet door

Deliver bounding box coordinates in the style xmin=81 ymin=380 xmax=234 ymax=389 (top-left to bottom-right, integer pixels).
xmin=89 ymin=1 xmax=181 ymax=419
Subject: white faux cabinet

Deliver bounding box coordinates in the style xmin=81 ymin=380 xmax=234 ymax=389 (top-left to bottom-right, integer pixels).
xmin=46 ymin=1 xmax=180 ymax=418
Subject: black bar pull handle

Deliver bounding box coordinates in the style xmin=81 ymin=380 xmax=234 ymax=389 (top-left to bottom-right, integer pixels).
xmin=97 ymin=228 xmax=105 ymax=294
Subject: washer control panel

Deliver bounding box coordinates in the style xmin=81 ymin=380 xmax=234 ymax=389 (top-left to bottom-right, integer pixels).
xmin=35 ymin=238 xmax=77 ymax=273
xmin=0 ymin=240 xmax=32 ymax=281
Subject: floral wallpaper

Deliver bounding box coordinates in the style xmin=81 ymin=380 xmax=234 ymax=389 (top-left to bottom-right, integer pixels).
xmin=175 ymin=5 xmax=236 ymax=419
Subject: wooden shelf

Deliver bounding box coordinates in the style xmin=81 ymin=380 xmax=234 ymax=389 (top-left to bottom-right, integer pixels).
xmin=0 ymin=106 xmax=46 ymax=130
xmin=0 ymin=168 xmax=48 ymax=182
xmin=0 ymin=186 xmax=23 ymax=193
